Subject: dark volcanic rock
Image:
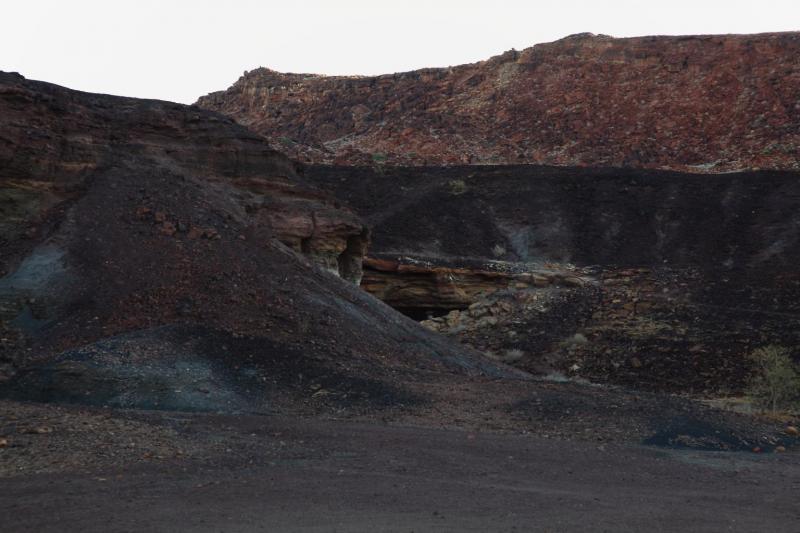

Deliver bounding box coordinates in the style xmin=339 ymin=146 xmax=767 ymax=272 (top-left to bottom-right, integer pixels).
xmin=4 ymin=325 xmax=422 ymax=413
xmin=303 ymin=164 xmax=800 ymax=394
xmin=198 ymin=32 xmax=800 ymax=172
xmin=0 ymin=72 xmax=516 ymax=411
xmin=304 ymin=165 xmax=800 ymax=269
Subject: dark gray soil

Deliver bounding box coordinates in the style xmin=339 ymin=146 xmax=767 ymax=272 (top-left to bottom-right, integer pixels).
xmin=2 ymin=410 xmax=799 ymax=533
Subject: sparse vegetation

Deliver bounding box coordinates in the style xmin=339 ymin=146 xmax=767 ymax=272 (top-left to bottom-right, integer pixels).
xmin=447 ymin=179 xmax=468 ymax=195
xmin=371 ymin=152 xmax=387 ymax=164
xmin=746 ymin=345 xmax=800 ymax=413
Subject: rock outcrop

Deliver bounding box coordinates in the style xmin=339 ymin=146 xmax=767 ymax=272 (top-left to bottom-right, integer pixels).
xmin=0 ymin=72 xmax=515 ymax=410
xmin=363 ymin=254 xmax=589 ymax=313
xmin=198 ymin=32 xmax=800 ymax=172
xmin=0 ymin=72 xmax=367 ymax=284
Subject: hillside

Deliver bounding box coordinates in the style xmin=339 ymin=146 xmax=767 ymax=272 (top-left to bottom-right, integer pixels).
xmin=0 ymin=71 xmax=510 ymax=412
xmin=198 ymin=32 xmax=800 ymax=171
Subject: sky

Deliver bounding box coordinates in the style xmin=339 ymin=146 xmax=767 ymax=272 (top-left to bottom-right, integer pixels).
xmin=2 ymin=0 xmax=798 ymax=104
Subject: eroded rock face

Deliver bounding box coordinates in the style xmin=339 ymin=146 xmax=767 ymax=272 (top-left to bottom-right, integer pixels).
xmin=198 ymin=32 xmax=800 ymax=171
xmin=0 ymin=72 xmax=367 ymax=284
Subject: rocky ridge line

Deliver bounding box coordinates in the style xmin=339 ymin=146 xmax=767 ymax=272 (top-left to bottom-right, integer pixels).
xmin=198 ymin=32 xmax=800 ymax=171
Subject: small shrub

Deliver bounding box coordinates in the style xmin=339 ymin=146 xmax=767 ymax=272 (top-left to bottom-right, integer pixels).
xmin=371 ymin=152 xmax=387 ymax=164
xmin=746 ymin=345 xmax=800 ymax=413
xmin=448 ymin=179 xmax=468 ymax=195
xmin=502 ymin=349 xmax=525 ymax=362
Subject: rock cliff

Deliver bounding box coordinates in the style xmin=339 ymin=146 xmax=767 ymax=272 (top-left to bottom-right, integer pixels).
xmin=0 ymin=72 xmax=367 ymax=284
xmin=198 ymin=32 xmax=800 ymax=171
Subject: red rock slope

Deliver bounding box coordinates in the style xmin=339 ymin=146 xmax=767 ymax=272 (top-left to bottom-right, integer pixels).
xmin=197 ymin=32 xmax=800 ymax=171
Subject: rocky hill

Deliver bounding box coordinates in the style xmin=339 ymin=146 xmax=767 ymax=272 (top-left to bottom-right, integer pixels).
xmin=304 ymin=164 xmax=800 ymax=393
xmin=0 ymin=71 xmax=512 ymax=412
xmin=198 ymin=32 xmax=800 ymax=171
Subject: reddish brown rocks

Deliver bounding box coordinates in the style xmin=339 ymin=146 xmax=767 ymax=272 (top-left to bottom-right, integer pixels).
xmin=198 ymin=32 xmax=800 ymax=172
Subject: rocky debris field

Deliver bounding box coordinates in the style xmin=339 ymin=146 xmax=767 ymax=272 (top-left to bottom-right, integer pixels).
xmin=422 ymin=264 xmax=800 ymax=395
xmin=2 ymin=371 xmax=798 ymax=480
xmin=3 ymin=367 xmax=799 ymax=530
xmin=0 ymin=401 xmax=194 ymax=477
xmin=199 ymin=32 xmax=800 ymax=171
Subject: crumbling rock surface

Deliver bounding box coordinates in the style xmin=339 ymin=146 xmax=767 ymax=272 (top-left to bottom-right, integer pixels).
xmin=363 ymin=253 xmax=590 ymax=312
xmin=198 ymin=32 xmax=800 ymax=171
xmin=0 ymin=72 xmax=517 ymax=410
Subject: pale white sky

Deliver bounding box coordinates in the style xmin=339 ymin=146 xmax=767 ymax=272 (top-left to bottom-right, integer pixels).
xmin=2 ymin=0 xmax=798 ymax=104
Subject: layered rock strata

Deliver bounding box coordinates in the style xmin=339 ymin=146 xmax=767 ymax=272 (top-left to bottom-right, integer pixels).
xmin=363 ymin=254 xmax=590 ymax=312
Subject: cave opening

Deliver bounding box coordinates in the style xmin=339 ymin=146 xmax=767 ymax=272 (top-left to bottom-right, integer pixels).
xmin=394 ymin=306 xmax=463 ymax=321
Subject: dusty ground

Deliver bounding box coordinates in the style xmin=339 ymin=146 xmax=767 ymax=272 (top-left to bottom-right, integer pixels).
xmin=1 ymin=398 xmax=799 ymax=532
xmin=2 ymin=372 xmax=798 ymax=532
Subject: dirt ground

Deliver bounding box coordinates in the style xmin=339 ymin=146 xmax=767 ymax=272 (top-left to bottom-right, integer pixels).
xmin=2 ymin=371 xmax=798 ymax=532
xmin=3 ymin=72 xmax=800 ymax=532
xmin=2 ymin=403 xmax=799 ymax=532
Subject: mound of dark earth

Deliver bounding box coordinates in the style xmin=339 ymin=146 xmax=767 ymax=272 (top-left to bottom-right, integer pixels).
xmin=304 ymin=165 xmax=800 ymax=394
xmin=198 ymin=32 xmax=800 ymax=171
xmin=0 ymin=72 xmax=515 ymax=412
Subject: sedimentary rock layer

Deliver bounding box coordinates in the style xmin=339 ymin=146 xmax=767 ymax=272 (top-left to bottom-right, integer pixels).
xmin=362 ymin=254 xmax=589 ymax=311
